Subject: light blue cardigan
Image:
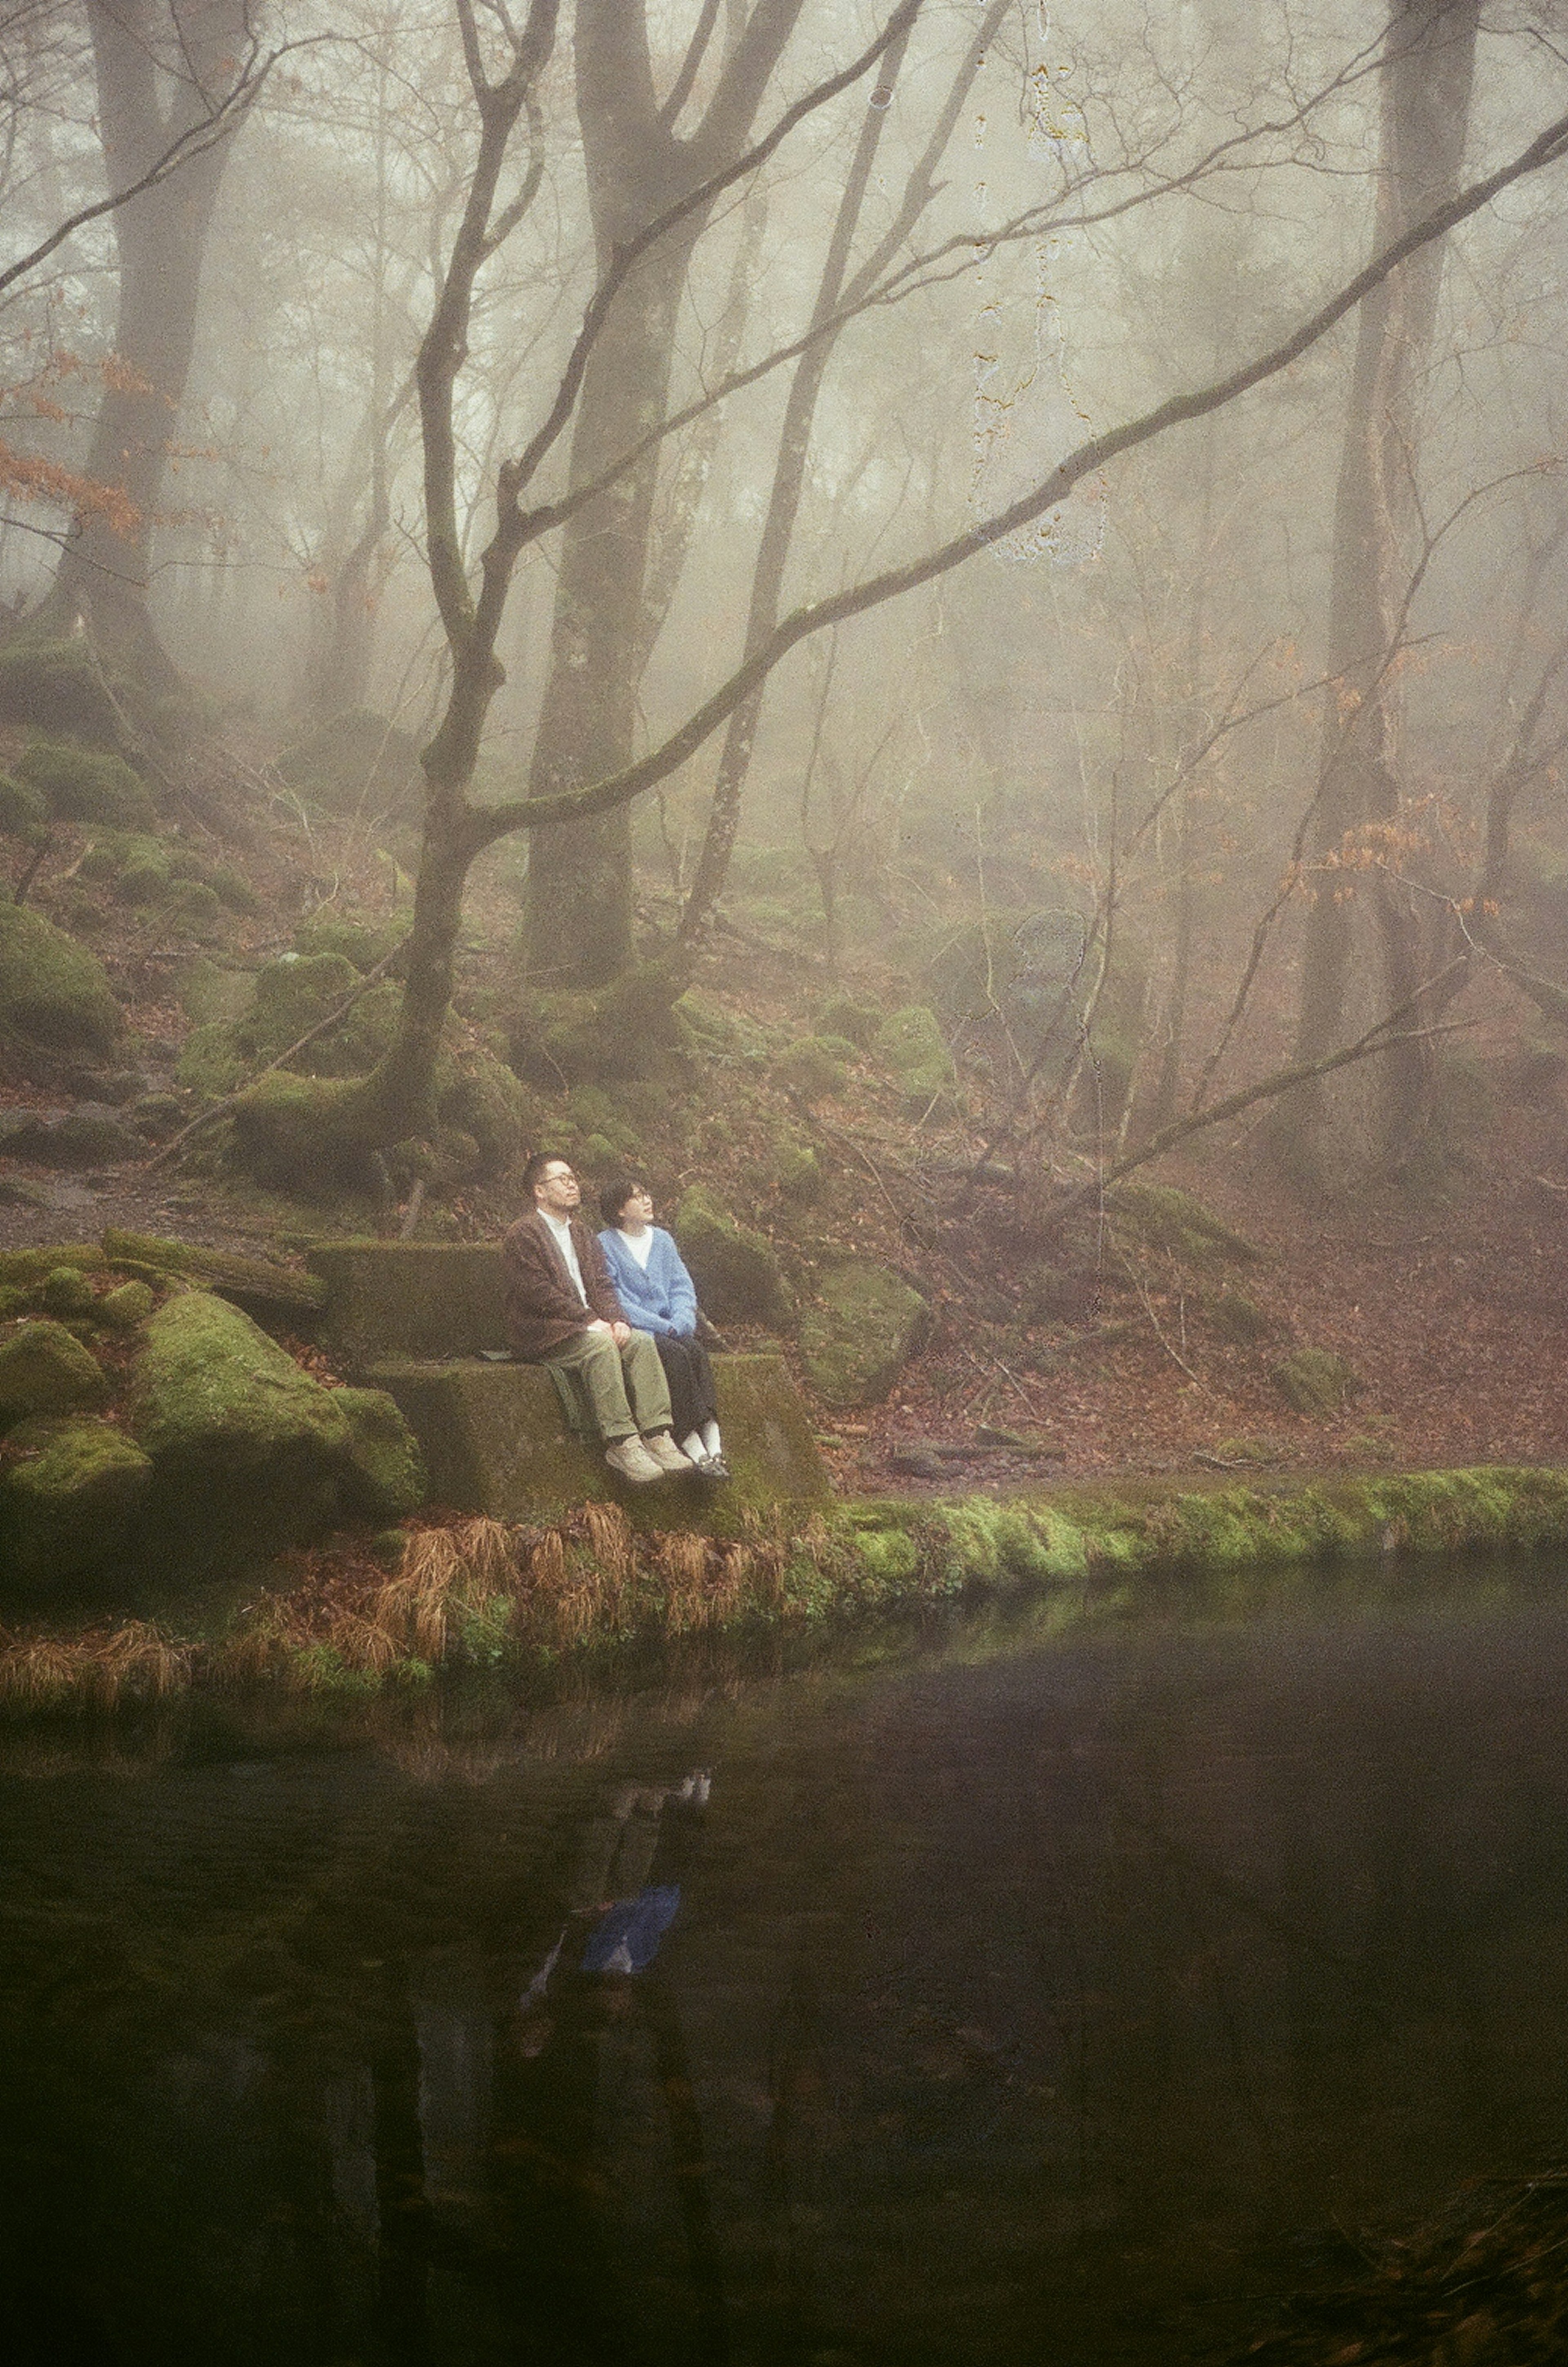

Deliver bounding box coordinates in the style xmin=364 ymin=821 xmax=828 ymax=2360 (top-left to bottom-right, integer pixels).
xmin=596 ymin=1225 xmax=698 ymax=1339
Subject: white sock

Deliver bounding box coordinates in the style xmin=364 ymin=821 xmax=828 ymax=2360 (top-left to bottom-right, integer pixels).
xmin=679 ymin=1431 xmax=707 ymax=1464
xmin=701 ymin=1420 xmax=722 ymax=1457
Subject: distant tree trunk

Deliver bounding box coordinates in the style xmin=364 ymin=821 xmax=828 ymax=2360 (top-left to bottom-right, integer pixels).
xmin=40 ymin=0 xmax=249 ymax=694
xmin=520 ymin=0 xmax=807 ymax=990
xmin=1286 ymin=0 xmax=1480 ymax=1188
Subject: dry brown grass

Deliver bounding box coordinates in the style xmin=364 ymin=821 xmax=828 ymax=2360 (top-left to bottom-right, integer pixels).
xmin=0 ymin=1621 xmax=191 ymax=1711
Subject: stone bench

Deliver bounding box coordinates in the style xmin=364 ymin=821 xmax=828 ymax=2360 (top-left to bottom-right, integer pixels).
xmin=307 ymin=1242 xmax=829 ymax=1529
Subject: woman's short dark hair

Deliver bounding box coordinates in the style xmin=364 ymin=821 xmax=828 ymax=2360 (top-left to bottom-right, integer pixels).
xmin=600 ymin=1176 xmax=646 ymax=1227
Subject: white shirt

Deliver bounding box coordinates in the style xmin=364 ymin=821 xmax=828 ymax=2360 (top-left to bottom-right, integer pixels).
xmin=540 ymin=1208 xmax=588 ymax=1305
xmin=616 ymin=1227 xmax=655 ymax=1270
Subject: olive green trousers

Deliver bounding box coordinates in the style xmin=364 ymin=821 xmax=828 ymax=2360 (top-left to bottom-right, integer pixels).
xmin=541 ymin=1326 xmax=673 ymax=1444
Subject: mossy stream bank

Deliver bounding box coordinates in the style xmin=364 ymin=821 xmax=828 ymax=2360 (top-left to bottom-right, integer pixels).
xmin=4 ymin=1462 xmax=1568 ymax=1715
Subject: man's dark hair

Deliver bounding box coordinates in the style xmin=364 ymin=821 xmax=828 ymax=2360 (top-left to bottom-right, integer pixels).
xmin=521 ymin=1150 xmax=570 ymax=1198
xmin=600 ymin=1176 xmax=646 ymax=1227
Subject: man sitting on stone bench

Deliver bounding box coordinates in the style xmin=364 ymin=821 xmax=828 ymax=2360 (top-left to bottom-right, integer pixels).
xmin=503 ymin=1152 xmax=696 ymax=1487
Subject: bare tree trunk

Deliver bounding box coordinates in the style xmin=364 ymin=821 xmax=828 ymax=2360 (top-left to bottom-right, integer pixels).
xmin=39 ymin=1 xmax=249 ymax=695
xmin=1287 ymin=0 xmax=1480 ymax=1188
xmin=520 ymin=0 xmax=807 ymax=989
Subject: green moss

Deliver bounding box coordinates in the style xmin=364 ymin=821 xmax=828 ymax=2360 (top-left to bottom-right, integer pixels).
xmin=672 ymin=988 xmax=775 ymax=1068
xmin=162 ymin=878 xmax=223 ymax=936
xmin=1274 ymin=1347 xmax=1360 ymax=1416
xmin=798 ymin=1259 xmax=932 ymax=1406
xmin=814 ymin=994 xmax=881 ymax=1047
xmin=239 ymin=954 xmax=359 ymax=1060
xmin=17 ymin=736 xmax=153 ymax=827
xmin=37 ymin=1266 xmax=98 ymax=1320
xmin=774 ymin=1034 xmax=848 ymax=1099
xmin=0 ymin=637 xmax=123 ymax=740
xmin=174 ymin=1019 xmax=248 ymax=1099
xmin=0 ymin=1246 xmax=105 ymax=1289
xmin=305 ymin=977 xmax=400 ymax=1077
xmin=0 ymin=1414 xmax=152 ymax=1590
xmin=129 ymin=1291 xmax=349 ymax=1467
xmin=0 ymin=1320 xmax=107 ymax=1426
xmin=334 ymin=1386 xmax=427 ymax=1520
xmin=1107 ymin=1183 xmax=1263 ymax=1268
xmin=437 ymin=1047 xmax=528 ymax=1172
xmin=228 ymin=1070 xmax=363 ymax=1192
xmin=293 ymin=905 xmax=409 ymax=971
xmin=0 ymin=900 xmax=121 ymax=1054
xmin=0 ymin=771 xmax=49 ymax=845
xmin=872 ymin=1005 xmax=955 ymax=1114
xmin=673 ymin=1187 xmax=792 ymax=1327
xmin=98 ymin=1280 xmax=155 ymax=1330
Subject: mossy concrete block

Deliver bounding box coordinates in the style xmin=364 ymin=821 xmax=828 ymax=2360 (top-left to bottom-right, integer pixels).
xmin=334 ymin=1386 xmax=427 ymax=1520
xmin=1273 ymin=1348 xmax=1361 ymax=1417
xmin=0 ymin=901 xmax=121 ymax=1054
xmin=673 ymin=1188 xmax=792 ymax=1327
xmin=0 ymin=1415 xmax=152 ymax=1590
xmin=0 ymin=1320 xmax=107 ymax=1426
xmin=798 ymin=1259 xmax=933 ymax=1406
xmin=128 ymin=1290 xmax=351 ymax=1474
xmin=363 ymin=1351 xmax=828 ymax=1535
xmin=308 ymin=1241 xmax=511 ymax=1360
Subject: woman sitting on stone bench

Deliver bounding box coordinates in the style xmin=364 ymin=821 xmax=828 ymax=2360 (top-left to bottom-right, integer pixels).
xmin=597 ymin=1178 xmax=731 ymax=1482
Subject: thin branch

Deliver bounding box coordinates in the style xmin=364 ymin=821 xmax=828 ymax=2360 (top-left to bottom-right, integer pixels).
xmin=478 ymin=99 xmax=1568 ymax=846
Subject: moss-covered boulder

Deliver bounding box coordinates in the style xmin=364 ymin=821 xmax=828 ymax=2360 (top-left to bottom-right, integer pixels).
xmin=0 ymin=1416 xmax=151 ymax=1590
xmin=174 ymin=1019 xmax=249 ymax=1099
xmin=334 ymin=1386 xmax=427 ymax=1519
xmin=798 ymin=1259 xmax=933 ymax=1406
xmin=672 ymin=987 xmax=775 ymax=1068
xmin=16 ymin=736 xmax=154 ymax=827
xmin=873 ymin=1005 xmax=956 ymax=1114
xmin=0 ymin=901 xmax=121 ymax=1054
xmin=1107 ymin=1184 xmax=1263 ymax=1269
xmin=293 ymin=904 xmax=409 ymax=972
xmin=37 ymin=1266 xmax=98 ymax=1320
xmin=228 ymin=1070 xmax=365 ymax=1193
xmin=0 ymin=771 xmax=49 ymax=846
xmin=0 ymin=1320 xmax=107 ymax=1426
xmin=129 ymin=1291 xmax=348 ymax=1465
xmin=673 ymin=1188 xmax=792 ymax=1327
xmin=774 ymin=1034 xmax=848 ymax=1100
xmin=1273 ymin=1348 xmax=1361 ymax=1417
xmin=103 ymin=1230 xmax=326 ymax=1332
xmin=98 ymin=1280 xmax=155 ymax=1331
xmin=239 ymin=953 xmax=359 ymax=1059
xmin=814 ymin=994 xmax=881 ymax=1048
xmin=437 ymin=1047 xmax=529 ymax=1172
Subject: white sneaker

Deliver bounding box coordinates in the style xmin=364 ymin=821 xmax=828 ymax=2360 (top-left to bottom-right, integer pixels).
xmin=605 ymin=1436 xmax=665 ymax=1485
xmin=640 ymin=1432 xmax=697 ymax=1476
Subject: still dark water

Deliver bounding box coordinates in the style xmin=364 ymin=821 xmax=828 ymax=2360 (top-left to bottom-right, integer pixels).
xmin=4 ymin=1574 xmax=1568 ymax=2366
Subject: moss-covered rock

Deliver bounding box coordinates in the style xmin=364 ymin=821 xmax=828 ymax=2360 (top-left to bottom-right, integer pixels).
xmin=814 ymin=994 xmax=881 ymax=1048
xmin=293 ymin=904 xmax=409 ymax=972
xmin=672 ymin=987 xmax=775 ymax=1068
xmin=774 ymin=1034 xmax=848 ymax=1100
xmin=276 ymin=708 xmax=423 ymax=819
xmin=126 ymin=1293 xmax=356 ymax=1549
xmin=303 ymin=977 xmax=401 ymax=1077
xmin=98 ymin=1280 xmax=155 ymax=1331
xmin=514 ymin=958 xmax=691 ymax=1085
xmin=1107 ymin=1183 xmax=1263 ymax=1269
xmin=162 ymin=878 xmax=223 ymax=936
xmin=873 ymin=1004 xmax=955 ymax=1114
xmin=673 ymin=1188 xmax=792 ymax=1327
xmin=1273 ymin=1348 xmax=1361 ymax=1417
xmin=177 ymin=957 xmax=257 ymax=1027
xmin=0 ymin=1415 xmax=152 ymax=1590
xmin=798 ymin=1259 xmax=933 ymax=1406
xmin=174 ymin=1019 xmax=249 ymax=1099
xmin=16 ymin=736 xmax=153 ymax=827
xmin=102 ymin=1230 xmax=327 ymax=1331
xmin=0 ymin=636 xmax=123 ymax=740
xmin=334 ymin=1386 xmax=427 ymax=1519
xmin=239 ymin=953 xmax=359 ymax=1059
xmin=37 ymin=1266 xmax=98 ymax=1321
xmin=0 ymin=1320 xmax=107 ymax=1426
xmin=0 ymin=1246 xmax=105 ymax=1290
xmin=228 ymin=1070 xmax=365 ymax=1192
xmin=0 ymin=901 xmax=121 ymax=1054
xmin=0 ymin=771 xmax=49 ymax=845
xmin=1207 ymin=1288 xmax=1280 ymax=1344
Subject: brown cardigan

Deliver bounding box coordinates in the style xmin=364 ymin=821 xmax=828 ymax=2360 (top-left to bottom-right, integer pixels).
xmin=501 ymin=1209 xmax=627 ymax=1361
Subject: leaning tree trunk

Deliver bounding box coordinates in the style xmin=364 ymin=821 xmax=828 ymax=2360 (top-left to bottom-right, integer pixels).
xmin=39 ymin=0 xmax=248 ymax=695
xmin=1286 ymin=0 xmax=1480 ymax=1190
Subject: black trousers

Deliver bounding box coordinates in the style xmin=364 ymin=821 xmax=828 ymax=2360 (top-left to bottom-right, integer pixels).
xmin=652 ymin=1333 xmax=717 ymax=1441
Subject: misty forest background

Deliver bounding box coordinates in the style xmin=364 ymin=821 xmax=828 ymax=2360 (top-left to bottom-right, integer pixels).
xmin=6 ymin=0 xmax=1568 ymax=1473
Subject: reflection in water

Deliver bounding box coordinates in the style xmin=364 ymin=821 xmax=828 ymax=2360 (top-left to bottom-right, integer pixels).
xmin=2 ymin=1580 xmax=1568 ymax=2363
